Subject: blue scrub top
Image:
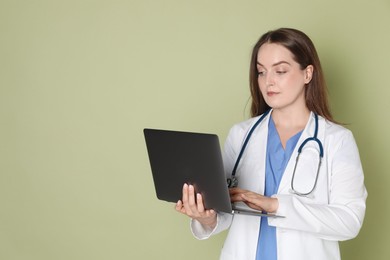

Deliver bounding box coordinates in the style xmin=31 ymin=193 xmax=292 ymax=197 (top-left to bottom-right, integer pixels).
xmin=256 ymin=117 xmax=302 ymax=260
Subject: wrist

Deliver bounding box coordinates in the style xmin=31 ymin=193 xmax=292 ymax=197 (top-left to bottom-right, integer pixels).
xmin=198 ymin=215 xmax=217 ymax=230
xmin=269 ymin=197 xmax=279 ymax=213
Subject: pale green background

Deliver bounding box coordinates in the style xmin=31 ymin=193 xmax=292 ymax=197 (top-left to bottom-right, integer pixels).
xmin=1 ymin=0 xmax=389 ymax=259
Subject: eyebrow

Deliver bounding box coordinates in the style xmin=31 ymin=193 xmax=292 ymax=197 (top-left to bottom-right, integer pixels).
xmin=256 ymin=61 xmax=291 ymax=67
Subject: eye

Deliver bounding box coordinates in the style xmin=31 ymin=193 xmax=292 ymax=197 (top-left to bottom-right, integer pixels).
xmin=276 ymin=70 xmax=287 ymax=75
xmin=257 ymin=70 xmax=265 ymax=77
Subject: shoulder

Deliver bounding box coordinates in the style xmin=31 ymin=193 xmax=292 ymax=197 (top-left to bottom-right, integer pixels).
xmin=323 ymin=118 xmax=353 ymax=139
xmin=225 ymin=113 xmax=269 ymax=149
xmin=228 ymin=114 xmax=266 ymax=138
xmin=230 ymin=117 xmax=257 ymax=134
xmin=322 ymin=118 xmax=359 ymax=153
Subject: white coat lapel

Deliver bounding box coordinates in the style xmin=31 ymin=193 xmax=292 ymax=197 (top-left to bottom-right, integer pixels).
xmin=237 ymin=111 xmax=272 ymax=195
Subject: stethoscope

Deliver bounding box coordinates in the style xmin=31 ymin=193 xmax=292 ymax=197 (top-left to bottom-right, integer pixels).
xmin=227 ymin=110 xmax=324 ymax=197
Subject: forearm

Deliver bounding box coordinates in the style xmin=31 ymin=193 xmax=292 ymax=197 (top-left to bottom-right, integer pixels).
xmin=268 ymin=194 xmax=366 ymax=241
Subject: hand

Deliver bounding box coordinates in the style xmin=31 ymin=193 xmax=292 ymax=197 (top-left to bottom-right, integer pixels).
xmin=175 ymin=184 xmax=217 ymax=229
xmin=229 ymin=188 xmax=279 ymax=213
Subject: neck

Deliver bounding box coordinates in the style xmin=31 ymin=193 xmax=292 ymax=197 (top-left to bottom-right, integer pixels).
xmin=271 ymin=108 xmax=310 ymax=130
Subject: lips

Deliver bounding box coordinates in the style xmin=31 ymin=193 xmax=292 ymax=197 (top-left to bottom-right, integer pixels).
xmin=267 ymin=91 xmax=279 ymax=96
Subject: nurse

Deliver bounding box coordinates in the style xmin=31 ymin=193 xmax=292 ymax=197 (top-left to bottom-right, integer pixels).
xmin=175 ymin=28 xmax=367 ymax=260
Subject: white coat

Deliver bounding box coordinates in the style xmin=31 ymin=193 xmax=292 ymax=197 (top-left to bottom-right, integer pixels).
xmin=191 ymin=112 xmax=367 ymax=260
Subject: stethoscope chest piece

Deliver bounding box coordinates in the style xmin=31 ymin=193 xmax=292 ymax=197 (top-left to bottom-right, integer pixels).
xmin=227 ymin=176 xmax=238 ymax=188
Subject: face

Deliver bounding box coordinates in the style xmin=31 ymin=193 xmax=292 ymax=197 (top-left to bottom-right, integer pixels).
xmin=256 ymin=43 xmax=313 ymax=112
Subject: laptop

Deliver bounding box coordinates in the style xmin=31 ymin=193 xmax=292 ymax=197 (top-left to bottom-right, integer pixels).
xmin=143 ymin=128 xmax=283 ymax=218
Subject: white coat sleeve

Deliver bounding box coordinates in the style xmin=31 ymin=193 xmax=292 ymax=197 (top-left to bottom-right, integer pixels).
xmin=190 ymin=212 xmax=233 ymax=240
xmin=268 ymin=130 xmax=367 ymax=241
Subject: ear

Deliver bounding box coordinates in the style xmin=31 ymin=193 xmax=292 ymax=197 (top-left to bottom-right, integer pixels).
xmin=304 ymin=65 xmax=314 ymax=84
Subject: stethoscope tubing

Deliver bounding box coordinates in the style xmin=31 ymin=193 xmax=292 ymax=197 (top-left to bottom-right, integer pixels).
xmin=230 ymin=109 xmax=271 ymax=177
xmin=229 ymin=111 xmax=324 ymax=196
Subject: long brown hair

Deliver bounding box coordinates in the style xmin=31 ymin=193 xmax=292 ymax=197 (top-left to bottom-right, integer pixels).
xmin=249 ymin=28 xmax=334 ymax=122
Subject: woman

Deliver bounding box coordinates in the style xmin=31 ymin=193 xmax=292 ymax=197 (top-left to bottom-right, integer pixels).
xmin=175 ymin=28 xmax=367 ymax=260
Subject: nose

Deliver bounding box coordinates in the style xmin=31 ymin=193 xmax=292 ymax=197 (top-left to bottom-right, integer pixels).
xmin=265 ymin=73 xmax=275 ymax=87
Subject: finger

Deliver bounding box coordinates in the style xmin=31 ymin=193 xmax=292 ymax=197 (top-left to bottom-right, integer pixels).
xmin=188 ymin=185 xmax=196 ymax=204
xmin=196 ymin=193 xmax=217 ymax=219
xmin=241 ymin=193 xmax=257 ymax=202
xmin=229 ymin=188 xmax=241 ymax=195
xmin=241 ymin=194 xmax=264 ymax=211
xmin=229 ymin=188 xmax=248 ymax=197
xmin=182 ymin=184 xmax=195 ymax=215
xmin=196 ymin=193 xmax=205 ymax=213
xmin=175 ymin=200 xmax=182 ymax=211
xmin=187 ymin=185 xmax=199 ymax=213
xmin=182 ymin=183 xmax=189 ymax=204
xmin=230 ymin=195 xmax=243 ymax=203
xmin=230 ymin=191 xmax=246 ymax=202
xmin=175 ymin=200 xmax=188 ymax=214
xmin=242 ymin=192 xmax=264 ymax=202
xmin=246 ymin=202 xmax=263 ymax=211
xmin=182 ymin=184 xmax=198 ymax=216
xmin=208 ymin=209 xmax=216 ymax=216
